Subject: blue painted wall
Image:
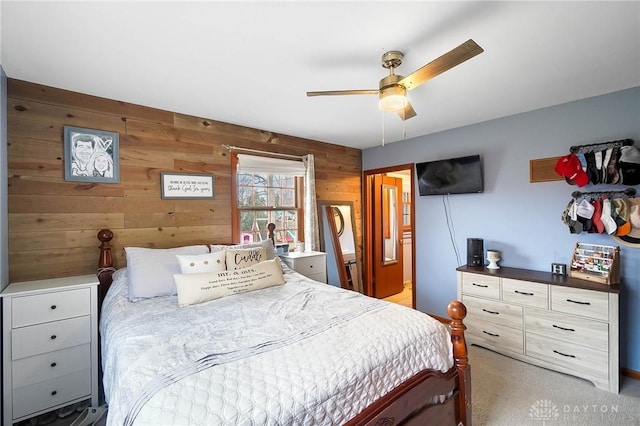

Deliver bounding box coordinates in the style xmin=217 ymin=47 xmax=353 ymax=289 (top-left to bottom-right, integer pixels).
xmin=363 ymin=87 xmax=640 ymax=371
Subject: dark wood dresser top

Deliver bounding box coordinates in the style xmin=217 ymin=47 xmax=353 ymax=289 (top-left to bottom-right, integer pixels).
xmin=456 ymin=265 xmax=620 ymax=294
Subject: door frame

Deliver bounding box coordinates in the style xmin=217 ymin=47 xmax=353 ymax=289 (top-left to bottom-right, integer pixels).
xmin=363 ymin=164 xmax=416 ymax=307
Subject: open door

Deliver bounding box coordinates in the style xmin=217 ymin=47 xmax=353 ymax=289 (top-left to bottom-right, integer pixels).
xmin=371 ymin=174 xmax=404 ymax=298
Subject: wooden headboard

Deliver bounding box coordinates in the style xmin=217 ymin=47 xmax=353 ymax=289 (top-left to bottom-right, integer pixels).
xmin=97 ymin=229 xmax=116 ymax=304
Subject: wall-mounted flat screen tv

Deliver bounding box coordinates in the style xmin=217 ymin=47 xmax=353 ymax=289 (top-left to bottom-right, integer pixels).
xmin=416 ymin=154 xmax=483 ymax=196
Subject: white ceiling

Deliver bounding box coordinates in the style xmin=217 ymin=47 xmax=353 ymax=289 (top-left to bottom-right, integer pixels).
xmin=1 ymin=1 xmax=639 ymax=150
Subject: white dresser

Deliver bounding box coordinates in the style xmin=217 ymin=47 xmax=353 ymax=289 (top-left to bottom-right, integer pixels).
xmin=1 ymin=275 xmax=99 ymax=424
xmin=279 ymin=251 xmax=327 ymax=283
xmin=457 ymin=266 xmax=619 ymax=393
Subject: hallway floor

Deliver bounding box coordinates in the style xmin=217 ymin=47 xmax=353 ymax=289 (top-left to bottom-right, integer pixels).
xmin=382 ymin=282 xmax=413 ymax=308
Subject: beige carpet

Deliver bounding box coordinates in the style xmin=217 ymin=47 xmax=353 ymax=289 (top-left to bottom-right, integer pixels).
xmin=470 ymin=345 xmax=640 ymax=425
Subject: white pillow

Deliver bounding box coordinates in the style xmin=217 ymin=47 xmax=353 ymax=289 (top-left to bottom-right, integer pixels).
xmin=177 ymin=251 xmax=227 ymax=274
xmin=125 ymin=245 xmax=210 ymax=301
xmin=210 ymin=239 xmax=276 ymax=260
xmin=174 ymin=258 xmax=285 ymax=307
xmin=225 ymin=247 xmax=267 ymax=270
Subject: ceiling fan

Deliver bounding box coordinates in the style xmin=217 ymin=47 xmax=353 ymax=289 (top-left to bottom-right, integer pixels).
xmin=307 ymin=39 xmax=484 ymax=121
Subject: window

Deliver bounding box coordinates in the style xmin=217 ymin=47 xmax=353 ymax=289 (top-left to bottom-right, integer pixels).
xmin=232 ymin=154 xmax=304 ymax=246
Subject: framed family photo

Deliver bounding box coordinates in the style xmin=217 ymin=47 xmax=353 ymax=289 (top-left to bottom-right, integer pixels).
xmin=64 ymin=126 xmax=120 ymax=183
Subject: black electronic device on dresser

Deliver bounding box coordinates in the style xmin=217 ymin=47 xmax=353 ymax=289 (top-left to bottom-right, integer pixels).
xmin=467 ymin=238 xmax=484 ymax=266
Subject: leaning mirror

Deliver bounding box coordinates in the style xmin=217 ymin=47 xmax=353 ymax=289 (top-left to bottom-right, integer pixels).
xmin=317 ymin=200 xmax=361 ymax=293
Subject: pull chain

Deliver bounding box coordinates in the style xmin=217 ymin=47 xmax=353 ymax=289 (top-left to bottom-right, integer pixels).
xmin=381 ymin=111 xmax=385 ymax=146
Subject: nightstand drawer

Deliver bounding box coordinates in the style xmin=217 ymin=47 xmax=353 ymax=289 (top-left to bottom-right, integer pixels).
xmin=12 ymin=369 xmax=91 ymax=420
xmin=502 ymin=279 xmax=549 ymax=309
xmin=463 ymin=295 xmax=523 ymax=328
xmin=12 ymin=316 xmax=91 ymax=360
xmin=12 ymin=345 xmax=91 ymax=388
xmin=526 ymin=309 xmax=608 ymax=351
xmin=305 ymin=272 xmax=327 ymax=283
xmin=461 ymin=273 xmax=500 ymax=299
xmin=287 ymin=256 xmax=324 ymax=274
xmin=12 ymin=288 xmax=90 ymax=327
xmin=551 ymin=286 xmax=608 ymax=321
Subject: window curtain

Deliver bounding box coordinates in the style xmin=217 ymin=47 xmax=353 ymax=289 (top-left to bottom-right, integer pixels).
xmin=303 ymin=154 xmax=319 ymax=252
xmin=236 ymin=153 xmax=318 ymax=251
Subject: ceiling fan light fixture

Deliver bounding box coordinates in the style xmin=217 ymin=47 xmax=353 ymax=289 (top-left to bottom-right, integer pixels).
xmin=378 ymin=85 xmax=407 ymax=112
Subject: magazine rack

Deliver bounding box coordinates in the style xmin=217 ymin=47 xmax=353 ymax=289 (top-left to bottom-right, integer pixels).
xmin=569 ymin=243 xmax=620 ymax=285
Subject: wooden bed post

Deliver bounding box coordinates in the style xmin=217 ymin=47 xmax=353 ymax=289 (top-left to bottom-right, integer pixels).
xmin=448 ymin=300 xmax=471 ymax=426
xmin=97 ymin=229 xmax=115 ymax=305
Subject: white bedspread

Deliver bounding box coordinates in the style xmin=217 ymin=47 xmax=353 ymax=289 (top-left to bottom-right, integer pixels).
xmin=100 ymin=263 xmax=453 ymax=426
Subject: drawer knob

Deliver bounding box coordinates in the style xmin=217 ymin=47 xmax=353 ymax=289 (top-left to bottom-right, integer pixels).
xmin=51 ymin=390 xmax=57 ymax=396
xmin=50 ymin=335 xmax=57 ymax=340
xmin=309 ymin=265 xmax=313 ymax=268
xmin=50 ymin=362 xmax=57 ymax=368
xmin=50 ymin=305 xmax=57 ymax=310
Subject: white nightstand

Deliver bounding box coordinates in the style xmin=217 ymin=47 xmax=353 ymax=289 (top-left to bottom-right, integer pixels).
xmin=279 ymin=251 xmax=327 ymax=283
xmin=1 ymin=275 xmax=100 ymax=425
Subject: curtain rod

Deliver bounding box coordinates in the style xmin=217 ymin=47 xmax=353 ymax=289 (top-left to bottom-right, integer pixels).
xmin=222 ymin=144 xmax=305 ymax=160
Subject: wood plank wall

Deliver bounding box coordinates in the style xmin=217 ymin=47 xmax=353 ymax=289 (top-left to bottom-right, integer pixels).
xmin=6 ymin=79 xmax=362 ymax=283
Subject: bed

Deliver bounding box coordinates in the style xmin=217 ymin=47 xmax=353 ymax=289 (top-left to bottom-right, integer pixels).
xmin=95 ymin=229 xmax=471 ymax=426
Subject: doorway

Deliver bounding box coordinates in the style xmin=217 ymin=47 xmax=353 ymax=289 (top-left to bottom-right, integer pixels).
xmin=363 ymin=164 xmax=415 ymax=308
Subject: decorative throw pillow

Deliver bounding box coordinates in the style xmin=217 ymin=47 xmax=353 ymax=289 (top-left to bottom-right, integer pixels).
xmin=225 ymin=247 xmax=267 ymax=270
xmin=174 ymin=258 xmax=285 ymax=307
xmin=210 ymin=239 xmax=276 ymax=260
xmin=176 ymin=251 xmax=227 ymax=274
xmin=125 ymin=245 xmax=210 ymax=301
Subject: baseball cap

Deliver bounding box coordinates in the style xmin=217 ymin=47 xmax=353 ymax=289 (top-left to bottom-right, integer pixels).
xmin=626 ymin=199 xmax=640 ymax=239
xmin=576 ymin=199 xmax=594 ymax=232
xmin=561 ymin=200 xmax=582 ymax=234
xmin=590 ymin=199 xmax=604 ymax=233
xmin=600 ymin=198 xmax=617 ymax=235
xmin=612 ymin=198 xmax=631 ymax=236
xmin=618 ymin=146 xmax=640 ymax=186
xmin=555 ymin=153 xmax=589 ymax=187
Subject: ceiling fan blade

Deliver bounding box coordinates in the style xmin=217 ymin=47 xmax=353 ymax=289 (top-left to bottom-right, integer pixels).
xmin=397 ymin=101 xmax=417 ymax=121
xmin=306 ymin=89 xmax=379 ymax=97
xmin=399 ymin=39 xmax=484 ymax=91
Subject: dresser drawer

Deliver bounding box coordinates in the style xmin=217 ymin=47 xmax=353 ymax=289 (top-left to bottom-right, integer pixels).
xmin=526 ymin=309 xmax=608 ymax=351
xmin=12 ymin=316 xmax=91 ymax=360
xmin=463 ymin=295 xmax=523 ymax=328
xmin=551 ymin=286 xmax=608 ymax=321
xmin=466 ymin=319 xmax=523 ymax=354
xmin=502 ymin=279 xmax=549 ymax=309
xmin=12 ymin=344 xmax=91 ymax=389
xmin=12 ymin=369 xmax=91 ymax=420
xmin=12 ymin=288 xmax=90 ymax=328
xmin=461 ymin=273 xmax=500 ymax=299
xmin=526 ymin=333 xmax=608 ymax=381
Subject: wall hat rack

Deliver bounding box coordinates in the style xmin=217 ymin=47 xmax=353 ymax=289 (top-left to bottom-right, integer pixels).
xmin=571 ymin=188 xmax=637 ymax=199
xmin=562 ymin=189 xmax=637 ymax=238
xmin=569 ymin=138 xmax=634 ymax=154
xmin=558 ymin=138 xmax=639 ymax=186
